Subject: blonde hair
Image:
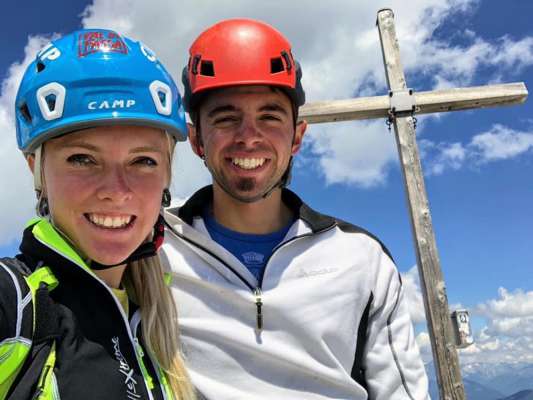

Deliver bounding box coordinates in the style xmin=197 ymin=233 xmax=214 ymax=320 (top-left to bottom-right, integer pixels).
xmin=124 ymin=258 xmax=195 ymax=399
xmin=124 ymin=132 xmax=195 ymax=399
xmin=37 ymin=129 xmax=195 ymax=399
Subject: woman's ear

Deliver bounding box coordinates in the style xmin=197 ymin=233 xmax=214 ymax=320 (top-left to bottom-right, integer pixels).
xmin=26 ymin=154 xmax=35 ymax=173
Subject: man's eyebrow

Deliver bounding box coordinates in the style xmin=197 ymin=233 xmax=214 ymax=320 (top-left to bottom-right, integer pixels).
xmin=258 ymin=103 xmax=289 ymax=115
xmin=207 ymin=105 xmax=238 ymax=118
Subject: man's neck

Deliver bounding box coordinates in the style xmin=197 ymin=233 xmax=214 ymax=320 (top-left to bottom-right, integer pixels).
xmin=211 ymin=184 xmax=293 ymax=234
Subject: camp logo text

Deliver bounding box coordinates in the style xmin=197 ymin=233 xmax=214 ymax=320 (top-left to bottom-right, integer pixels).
xmin=88 ymin=99 xmax=136 ymax=110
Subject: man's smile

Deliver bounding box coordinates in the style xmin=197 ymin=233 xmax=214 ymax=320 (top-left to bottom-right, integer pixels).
xmin=231 ymin=157 xmax=267 ymax=170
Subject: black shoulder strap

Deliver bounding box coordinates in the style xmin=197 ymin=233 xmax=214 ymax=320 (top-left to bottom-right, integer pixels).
xmin=351 ymin=292 xmax=374 ymax=389
xmin=8 ymin=282 xmax=61 ymax=399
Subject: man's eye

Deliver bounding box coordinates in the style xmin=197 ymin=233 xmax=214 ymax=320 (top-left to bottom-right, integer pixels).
xmin=67 ymin=154 xmax=94 ymax=166
xmin=261 ymin=114 xmax=282 ymax=121
xmin=214 ymin=116 xmax=238 ymax=124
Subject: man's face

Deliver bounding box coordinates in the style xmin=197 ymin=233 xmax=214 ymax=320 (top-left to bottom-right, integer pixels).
xmin=191 ymin=86 xmax=306 ymax=202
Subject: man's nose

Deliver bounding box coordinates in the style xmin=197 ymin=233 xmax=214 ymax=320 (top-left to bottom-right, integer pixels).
xmin=235 ymin=118 xmax=263 ymax=147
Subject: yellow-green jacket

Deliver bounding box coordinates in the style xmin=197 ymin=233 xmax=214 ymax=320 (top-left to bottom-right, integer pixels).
xmin=0 ymin=219 xmax=173 ymax=400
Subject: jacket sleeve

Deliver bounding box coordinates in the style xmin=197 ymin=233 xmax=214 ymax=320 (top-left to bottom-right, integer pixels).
xmin=362 ymin=247 xmax=430 ymax=400
xmin=0 ymin=259 xmax=33 ymax=398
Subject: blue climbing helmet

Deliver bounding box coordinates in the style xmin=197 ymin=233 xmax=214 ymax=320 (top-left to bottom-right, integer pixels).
xmin=15 ymin=28 xmax=187 ymax=154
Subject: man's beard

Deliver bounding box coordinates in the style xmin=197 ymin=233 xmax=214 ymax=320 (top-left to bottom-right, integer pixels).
xmin=216 ymin=173 xmax=279 ymax=203
xmin=235 ymin=177 xmax=256 ymax=192
xmin=207 ymin=158 xmax=284 ymax=203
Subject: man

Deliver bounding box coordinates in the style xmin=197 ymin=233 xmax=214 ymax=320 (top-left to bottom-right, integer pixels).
xmin=163 ymin=18 xmax=430 ymax=400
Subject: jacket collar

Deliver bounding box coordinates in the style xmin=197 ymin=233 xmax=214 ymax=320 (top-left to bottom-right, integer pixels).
xmin=171 ymin=185 xmax=335 ymax=233
xmin=19 ymin=218 xmax=93 ymax=275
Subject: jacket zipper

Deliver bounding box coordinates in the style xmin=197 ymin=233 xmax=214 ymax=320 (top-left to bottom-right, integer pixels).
xmin=254 ymin=287 xmax=263 ymax=330
xmin=174 ymin=223 xmax=336 ymax=332
xmin=35 ymin=237 xmax=155 ymax=400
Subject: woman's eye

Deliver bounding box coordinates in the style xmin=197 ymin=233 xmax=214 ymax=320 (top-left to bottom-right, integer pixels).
xmin=134 ymin=157 xmax=158 ymax=167
xmin=67 ymin=154 xmax=94 ymax=166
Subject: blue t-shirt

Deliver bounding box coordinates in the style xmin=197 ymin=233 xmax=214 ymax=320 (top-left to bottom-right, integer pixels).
xmin=203 ymin=209 xmax=292 ymax=282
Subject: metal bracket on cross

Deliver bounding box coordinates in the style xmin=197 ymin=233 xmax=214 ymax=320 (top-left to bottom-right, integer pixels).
xmin=389 ymin=88 xmax=416 ymax=115
xmin=387 ymin=88 xmax=418 ymax=130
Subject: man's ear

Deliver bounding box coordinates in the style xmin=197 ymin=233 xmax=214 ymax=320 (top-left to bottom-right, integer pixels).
xmin=26 ymin=154 xmax=35 ymax=173
xmin=188 ymin=123 xmax=204 ymax=158
xmin=291 ymin=120 xmax=308 ymax=155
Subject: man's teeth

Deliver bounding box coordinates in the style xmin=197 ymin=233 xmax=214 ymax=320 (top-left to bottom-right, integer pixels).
xmin=88 ymin=214 xmax=132 ymax=228
xmin=232 ymin=158 xmax=266 ymax=170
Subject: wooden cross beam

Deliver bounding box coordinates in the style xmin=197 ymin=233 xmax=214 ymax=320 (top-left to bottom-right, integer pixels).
xmin=298 ymin=9 xmax=528 ymax=400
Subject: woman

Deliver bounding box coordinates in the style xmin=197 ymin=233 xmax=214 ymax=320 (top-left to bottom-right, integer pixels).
xmin=0 ymin=29 xmax=195 ymax=399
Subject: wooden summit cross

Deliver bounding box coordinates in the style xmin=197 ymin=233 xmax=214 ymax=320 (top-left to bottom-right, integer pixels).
xmin=298 ymin=8 xmax=528 ymax=400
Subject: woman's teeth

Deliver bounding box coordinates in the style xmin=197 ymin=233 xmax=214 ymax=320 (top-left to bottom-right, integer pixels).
xmin=87 ymin=214 xmax=132 ymax=228
xmin=232 ymin=158 xmax=266 ymax=170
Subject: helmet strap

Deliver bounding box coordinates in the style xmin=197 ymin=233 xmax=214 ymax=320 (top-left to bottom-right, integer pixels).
xmin=162 ymin=188 xmax=172 ymax=207
xmin=33 ymin=145 xmax=43 ymax=194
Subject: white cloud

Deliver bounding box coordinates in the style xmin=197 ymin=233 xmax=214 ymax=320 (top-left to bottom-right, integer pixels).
xmin=401 ymin=265 xmax=427 ymax=325
xmin=478 ymin=287 xmax=533 ymax=318
xmin=459 ymin=288 xmax=533 ymax=364
xmin=78 ymin=0 xmax=533 ymax=189
xmin=473 ymin=287 xmax=533 ymax=343
xmin=401 ymin=267 xmax=533 ymax=365
xmin=424 ymin=141 xmax=467 ymax=175
xmin=416 ymin=332 xmax=433 ymax=363
xmin=2 ymin=0 xmax=533 ymax=244
xmin=470 ymin=125 xmax=533 ymax=161
xmin=422 ymin=124 xmax=533 ymax=175
xmin=306 ymin=121 xmax=397 ymax=187
xmin=0 ymin=36 xmax=53 ymax=245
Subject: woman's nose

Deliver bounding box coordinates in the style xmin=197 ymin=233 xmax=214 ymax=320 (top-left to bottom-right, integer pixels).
xmin=96 ymin=166 xmax=133 ymax=203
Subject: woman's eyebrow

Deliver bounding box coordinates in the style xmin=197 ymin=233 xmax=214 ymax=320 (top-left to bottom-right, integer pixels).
xmin=59 ymin=142 xmax=100 ymax=151
xmin=129 ymin=146 xmax=165 ymax=154
xmin=58 ymin=142 xmax=163 ymax=154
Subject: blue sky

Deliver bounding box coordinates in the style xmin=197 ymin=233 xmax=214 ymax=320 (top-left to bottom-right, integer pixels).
xmin=0 ymin=0 xmax=531 ymax=369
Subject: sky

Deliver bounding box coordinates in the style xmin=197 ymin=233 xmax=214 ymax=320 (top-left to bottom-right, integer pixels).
xmin=0 ymin=0 xmax=532 ymax=372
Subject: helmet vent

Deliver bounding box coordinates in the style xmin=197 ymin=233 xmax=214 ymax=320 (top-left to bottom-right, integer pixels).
xmin=149 ymin=80 xmax=172 ymax=116
xmin=191 ymin=55 xmax=201 ymax=75
xmin=158 ymin=91 xmax=167 ymax=107
xmin=45 ymin=94 xmax=57 ymax=112
xmin=19 ymin=103 xmax=32 ymax=123
xmin=281 ymin=51 xmax=292 ymax=71
xmin=200 ymin=60 xmax=215 ymax=77
xmin=271 ymin=57 xmax=285 ymax=74
xmin=36 ymin=82 xmax=66 ymax=121
xmin=36 ymin=62 xmax=46 ymax=73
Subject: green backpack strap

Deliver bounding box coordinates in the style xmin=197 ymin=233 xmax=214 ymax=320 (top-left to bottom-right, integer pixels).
xmin=0 ymin=259 xmax=33 ymax=399
xmin=27 ymin=267 xmax=59 ymax=294
xmin=3 ymin=266 xmax=60 ymax=400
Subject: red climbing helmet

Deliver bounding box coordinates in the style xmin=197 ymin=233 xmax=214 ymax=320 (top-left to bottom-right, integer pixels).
xmin=182 ymin=18 xmax=305 ymax=112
